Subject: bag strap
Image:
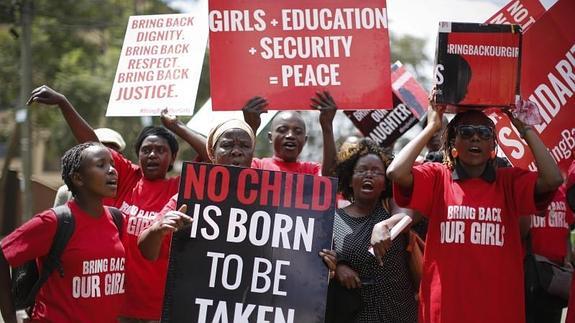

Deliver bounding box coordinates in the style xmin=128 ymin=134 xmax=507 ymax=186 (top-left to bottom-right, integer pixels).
xmin=24 ymin=205 xmax=75 ymax=306
xmin=107 ymin=207 xmax=124 ymax=239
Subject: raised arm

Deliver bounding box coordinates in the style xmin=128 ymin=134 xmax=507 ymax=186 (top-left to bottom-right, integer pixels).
xmin=160 ymin=109 xmax=209 ymax=162
xmin=310 ymin=91 xmax=337 ymax=176
xmin=505 ymin=110 xmax=563 ymax=195
xmin=27 ymin=85 xmax=98 ymax=143
xmin=387 ymin=104 xmax=445 ymax=194
xmin=242 ymin=96 xmax=268 ymax=135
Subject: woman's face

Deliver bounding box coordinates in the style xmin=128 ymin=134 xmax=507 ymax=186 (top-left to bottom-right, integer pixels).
xmin=351 ymin=154 xmax=387 ymax=202
xmin=213 ymin=128 xmax=254 ymax=167
xmin=138 ymin=135 xmax=174 ymax=180
xmin=453 ymin=113 xmax=495 ymax=168
xmin=76 ymin=145 xmax=118 ymax=198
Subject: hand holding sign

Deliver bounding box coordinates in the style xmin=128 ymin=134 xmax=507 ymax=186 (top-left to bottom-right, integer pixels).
xmin=311 ymin=91 xmax=338 ymax=128
xmin=160 ymin=108 xmax=181 ymax=129
xmin=335 ymin=263 xmax=361 ymax=289
xmin=319 ymin=249 xmax=337 ymax=272
xmin=242 ymin=96 xmax=269 ymax=133
xmin=512 ymin=98 xmax=543 ymax=126
xmin=370 ymin=221 xmax=392 ymax=266
xmin=158 ymin=204 xmax=191 ymax=235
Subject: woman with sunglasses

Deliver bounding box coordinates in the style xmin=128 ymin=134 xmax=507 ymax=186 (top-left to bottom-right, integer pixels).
xmin=385 ymin=103 xmax=563 ymax=323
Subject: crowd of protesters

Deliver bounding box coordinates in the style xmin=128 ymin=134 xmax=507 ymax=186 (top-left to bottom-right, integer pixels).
xmin=0 ymin=83 xmax=574 ymax=323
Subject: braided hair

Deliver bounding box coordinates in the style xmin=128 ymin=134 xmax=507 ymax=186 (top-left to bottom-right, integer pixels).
xmin=335 ymin=138 xmax=393 ymax=202
xmin=61 ymin=142 xmax=100 ymax=197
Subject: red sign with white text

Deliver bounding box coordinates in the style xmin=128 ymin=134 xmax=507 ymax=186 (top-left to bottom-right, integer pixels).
xmin=489 ymin=0 xmax=575 ymax=172
xmin=208 ymin=0 xmax=392 ymax=111
xmin=487 ymin=0 xmax=545 ymax=31
xmin=434 ymin=23 xmax=522 ymax=108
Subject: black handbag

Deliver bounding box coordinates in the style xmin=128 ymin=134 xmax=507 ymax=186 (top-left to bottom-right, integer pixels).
xmin=524 ymin=236 xmax=573 ymax=307
xmin=325 ymin=279 xmax=362 ymax=323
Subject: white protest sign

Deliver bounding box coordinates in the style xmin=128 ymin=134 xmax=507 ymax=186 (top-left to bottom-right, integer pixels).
xmin=107 ymin=11 xmax=208 ymax=116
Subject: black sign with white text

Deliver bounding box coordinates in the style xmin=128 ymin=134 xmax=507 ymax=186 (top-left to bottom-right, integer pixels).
xmin=162 ymin=162 xmax=337 ymax=323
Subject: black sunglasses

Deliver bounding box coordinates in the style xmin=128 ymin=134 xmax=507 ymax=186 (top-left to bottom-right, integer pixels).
xmin=455 ymin=125 xmax=494 ymax=140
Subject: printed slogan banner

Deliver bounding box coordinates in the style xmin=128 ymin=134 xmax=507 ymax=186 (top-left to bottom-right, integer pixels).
xmin=434 ymin=22 xmax=522 ymax=109
xmin=208 ymin=0 xmax=392 ymax=111
xmin=344 ymin=61 xmax=427 ymax=147
xmin=162 ymin=163 xmax=337 ymax=323
xmin=488 ymin=0 xmax=575 ymax=172
xmin=487 ymin=0 xmax=546 ymax=30
xmin=107 ymin=12 xmax=208 ymax=116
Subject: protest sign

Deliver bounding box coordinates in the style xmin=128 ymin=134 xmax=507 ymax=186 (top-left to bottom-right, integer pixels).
xmin=208 ymin=0 xmax=392 ymax=111
xmin=162 ymin=163 xmax=337 ymax=323
xmin=344 ymin=62 xmax=427 ymax=147
xmin=107 ymin=11 xmax=208 ymax=116
xmin=434 ymin=22 xmax=522 ymax=109
xmin=488 ymin=0 xmax=575 ymax=172
xmin=487 ymin=0 xmax=546 ymax=30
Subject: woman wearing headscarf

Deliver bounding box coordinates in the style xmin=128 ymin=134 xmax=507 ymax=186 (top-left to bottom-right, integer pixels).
xmin=138 ymin=119 xmax=258 ymax=260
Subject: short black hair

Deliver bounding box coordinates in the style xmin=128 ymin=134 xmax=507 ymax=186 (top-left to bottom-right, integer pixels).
xmin=335 ymin=138 xmax=393 ymax=202
xmin=61 ymin=142 xmax=100 ymax=197
xmin=134 ymin=126 xmax=179 ymax=168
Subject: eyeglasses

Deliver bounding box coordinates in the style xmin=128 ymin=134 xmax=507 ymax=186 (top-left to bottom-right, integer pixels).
xmin=353 ymin=169 xmax=386 ymax=177
xmin=455 ymin=125 xmax=494 ymax=140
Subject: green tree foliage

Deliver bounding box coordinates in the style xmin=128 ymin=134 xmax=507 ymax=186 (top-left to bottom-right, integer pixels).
xmin=390 ymin=33 xmax=431 ymax=88
xmin=0 ymin=0 xmax=190 ymax=170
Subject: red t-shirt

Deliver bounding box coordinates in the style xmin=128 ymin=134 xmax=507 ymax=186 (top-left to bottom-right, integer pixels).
xmin=529 ymin=185 xmax=574 ymax=263
xmin=1 ymin=201 xmax=125 ymax=323
xmin=251 ymin=156 xmax=321 ymax=175
xmin=105 ymin=149 xmax=180 ymax=319
xmin=393 ymin=163 xmax=547 ymax=323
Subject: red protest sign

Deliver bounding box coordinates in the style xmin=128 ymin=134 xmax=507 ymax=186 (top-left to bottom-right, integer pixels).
xmin=434 ymin=22 xmax=522 ymax=109
xmin=491 ymin=0 xmax=575 ymax=172
xmin=208 ymin=0 xmax=392 ymax=111
xmin=487 ymin=0 xmax=545 ymax=31
xmin=344 ymin=62 xmax=427 ymax=147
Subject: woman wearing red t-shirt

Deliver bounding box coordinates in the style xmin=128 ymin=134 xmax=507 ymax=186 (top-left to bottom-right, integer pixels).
xmin=386 ymin=104 xmax=563 ymax=323
xmin=525 ymin=183 xmax=574 ymax=323
xmin=26 ymin=85 xmax=200 ymax=322
xmin=0 ymin=142 xmax=125 ymax=323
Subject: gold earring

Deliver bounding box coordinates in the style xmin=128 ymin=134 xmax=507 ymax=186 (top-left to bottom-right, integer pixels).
xmin=451 ymin=148 xmax=458 ymax=158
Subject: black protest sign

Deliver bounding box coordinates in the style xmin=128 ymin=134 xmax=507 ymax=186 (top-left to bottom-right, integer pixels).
xmin=162 ymin=162 xmax=337 ymax=323
xmin=344 ymin=62 xmax=427 ymax=148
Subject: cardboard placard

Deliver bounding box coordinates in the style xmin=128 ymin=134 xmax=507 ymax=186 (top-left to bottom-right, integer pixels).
xmin=434 ymin=22 xmax=522 ymax=109
xmin=344 ymin=62 xmax=428 ymax=147
xmin=107 ymin=12 xmax=208 ymax=116
xmin=162 ymin=163 xmax=337 ymax=323
xmin=208 ymin=0 xmax=392 ymax=111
